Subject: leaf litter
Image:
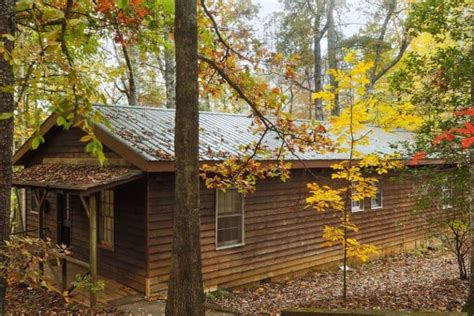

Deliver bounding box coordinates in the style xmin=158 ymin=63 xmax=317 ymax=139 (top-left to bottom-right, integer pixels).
xmin=211 ymin=248 xmax=468 ymax=315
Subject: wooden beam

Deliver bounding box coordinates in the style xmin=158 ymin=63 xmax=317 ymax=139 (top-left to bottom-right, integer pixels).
xmin=63 ymin=255 xmax=90 ymax=269
xmin=88 ymin=195 xmax=97 ymax=307
xmin=80 ymin=196 xmax=90 ymax=219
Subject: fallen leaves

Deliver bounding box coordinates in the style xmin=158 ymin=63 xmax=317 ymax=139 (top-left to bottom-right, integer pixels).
xmin=211 ymin=249 xmax=468 ymax=315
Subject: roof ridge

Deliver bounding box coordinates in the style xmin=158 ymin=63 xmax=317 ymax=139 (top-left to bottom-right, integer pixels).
xmin=93 ymin=103 xmax=332 ymax=122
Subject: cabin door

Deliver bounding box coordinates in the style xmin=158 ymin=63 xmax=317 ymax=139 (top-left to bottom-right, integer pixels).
xmin=57 ymin=193 xmax=72 ymax=247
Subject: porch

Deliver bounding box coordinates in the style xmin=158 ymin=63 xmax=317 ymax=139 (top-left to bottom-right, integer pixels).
xmin=12 ymin=164 xmax=146 ymax=307
xmin=44 ymin=259 xmax=143 ymax=307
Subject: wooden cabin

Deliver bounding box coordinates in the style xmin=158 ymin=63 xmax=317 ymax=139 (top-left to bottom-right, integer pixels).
xmin=12 ymin=105 xmax=441 ymax=302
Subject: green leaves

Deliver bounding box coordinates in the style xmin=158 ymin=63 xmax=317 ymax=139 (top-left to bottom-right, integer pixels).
xmin=0 ymin=112 xmax=13 ymax=120
xmin=31 ymin=134 xmax=45 ymax=150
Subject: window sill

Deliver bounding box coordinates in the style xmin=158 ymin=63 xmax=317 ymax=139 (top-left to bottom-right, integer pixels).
xmin=371 ymin=206 xmax=383 ymax=210
xmin=216 ymin=242 xmax=245 ymax=251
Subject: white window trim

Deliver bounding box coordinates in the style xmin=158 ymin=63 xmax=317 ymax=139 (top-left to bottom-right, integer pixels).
xmin=351 ymin=199 xmax=363 ymax=213
xmin=215 ymin=189 xmax=245 ymax=250
xmin=371 ymin=182 xmax=383 ymax=210
xmin=441 ymin=185 xmax=453 ymax=210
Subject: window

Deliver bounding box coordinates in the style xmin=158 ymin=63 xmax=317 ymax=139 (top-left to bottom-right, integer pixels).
xmin=216 ymin=189 xmax=244 ymax=249
xmin=351 ymin=199 xmax=363 ymax=212
xmin=29 ymin=189 xmax=39 ymax=215
xmin=371 ymin=182 xmax=383 ymax=209
xmin=441 ymin=185 xmax=453 ymax=209
xmin=351 ymin=187 xmax=363 ymax=212
xmin=99 ymin=190 xmax=114 ymax=249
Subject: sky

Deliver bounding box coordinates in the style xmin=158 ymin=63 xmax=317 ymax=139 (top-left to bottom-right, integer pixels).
xmin=255 ymin=0 xmax=368 ymax=39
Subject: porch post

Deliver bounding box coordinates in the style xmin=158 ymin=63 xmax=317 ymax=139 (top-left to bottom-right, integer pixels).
xmin=89 ymin=195 xmax=97 ymax=307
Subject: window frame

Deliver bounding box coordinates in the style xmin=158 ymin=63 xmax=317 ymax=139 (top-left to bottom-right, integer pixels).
xmin=29 ymin=189 xmax=39 ymax=215
xmin=441 ymin=184 xmax=453 ymax=210
xmin=98 ymin=190 xmax=115 ymax=251
xmin=215 ymin=189 xmax=245 ymax=250
xmin=351 ymin=198 xmax=363 ymax=212
xmin=371 ymin=181 xmax=383 ymax=210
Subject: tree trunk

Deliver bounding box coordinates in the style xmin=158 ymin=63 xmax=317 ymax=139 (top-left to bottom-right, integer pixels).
xmin=313 ymin=19 xmax=323 ymax=121
xmin=164 ymin=45 xmax=176 ymax=109
xmin=165 ymin=0 xmax=205 ymax=314
xmin=0 ymin=0 xmax=15 ymax=312
xmin=122 ymin=44 xmax=139 ymax=105
xmin=327 ymin=0 xmax=338 ymax=116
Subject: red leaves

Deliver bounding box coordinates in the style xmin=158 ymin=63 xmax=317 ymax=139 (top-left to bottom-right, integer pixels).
xmin=429 ymin=121 xmax=474 ymax=151
xmin=410 ymin=151 xmax=427 ymax=165
xmin=461 ymin=137 xmax=474 ymax=148
xmin=433 ymin=130 xmax=454 ymax=144
xmin=96 ymin=0 xmax=114 ymax=13
xmin=454 ymin=107 xmax=474 ymax=116
xmin=95 ymin=0 xmax=149 ymax=45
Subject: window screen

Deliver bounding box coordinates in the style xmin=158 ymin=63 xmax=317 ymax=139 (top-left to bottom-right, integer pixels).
xmin=371 ymin=182 xmax=383 ymax=209
xmin=216 ymin=189 xmax=244 ymax=249
xmin=99 ymin=190 xmax=114 ymax=249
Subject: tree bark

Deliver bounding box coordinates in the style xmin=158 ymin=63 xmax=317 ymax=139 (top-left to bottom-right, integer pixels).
xmin=121 ymin=44 xmax=139 ymax=105
xmin=164 ymin=46 xmax=176 ymax=109
xmin=0 ymin=0 xmax=15 ymax=312
xmin=313 ymin=19 xmax=323 ymax=121
xmin=165 ymin=0 xmax=205 ymax=314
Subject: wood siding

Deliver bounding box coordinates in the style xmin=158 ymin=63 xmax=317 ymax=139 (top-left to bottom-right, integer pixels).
xmin=25 ymin=178 xmax=147 ymax=292
xmin=146 ymin=169 xmax=432 ymax=296
xmin=25 ymin=127 xmax=123 ymax=167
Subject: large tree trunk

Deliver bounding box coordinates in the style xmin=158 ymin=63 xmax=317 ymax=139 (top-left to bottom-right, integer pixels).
xmin=165 ymin=0 xmax=205 ymax=314
xmin=0 ymin=0 xmax=15 ymax=311
xmin=326 ymin=0 xmax=338 ymax=116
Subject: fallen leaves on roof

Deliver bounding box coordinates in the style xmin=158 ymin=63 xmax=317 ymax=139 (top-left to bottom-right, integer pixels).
xmin=13 ymin=164 xmax=142 ymax=190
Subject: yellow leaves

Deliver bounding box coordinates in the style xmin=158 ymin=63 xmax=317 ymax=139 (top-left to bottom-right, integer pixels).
xmin=312 ymin=90 xmax=335 ymax=102
xmin=306 ymin=183 xmax=344 ymax=212
xmin=346 ymin=239 xmax=378 ymax=262
xmin=322 ymin=225 xmax=344 ymax=243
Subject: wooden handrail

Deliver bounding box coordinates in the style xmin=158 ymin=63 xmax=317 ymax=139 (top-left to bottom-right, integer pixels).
xmin=62 ymin=255 xmax=90 ymax=269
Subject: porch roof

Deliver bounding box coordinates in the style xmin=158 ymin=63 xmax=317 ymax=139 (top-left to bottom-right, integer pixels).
xmin=12 ymin=164 xmax=143 ymax=192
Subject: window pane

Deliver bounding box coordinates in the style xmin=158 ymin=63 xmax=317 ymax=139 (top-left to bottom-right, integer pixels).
xmin=217 ymin=189 xmax=241 ymax=215
xmin=99 ymin=190 xmax=114 ymax=248
xmin=217 ymin=216 xmax=242 ymax=245
xmin=216 ymin=189 xmax=244 ymax=247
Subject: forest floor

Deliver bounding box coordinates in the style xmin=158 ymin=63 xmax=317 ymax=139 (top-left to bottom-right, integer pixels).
xmin=5 ymin=283 xmax=123 ymax=315
xmin=210 ymin=247 xmax=468 ymax=315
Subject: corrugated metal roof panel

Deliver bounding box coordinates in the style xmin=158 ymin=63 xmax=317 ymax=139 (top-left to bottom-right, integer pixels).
xmin=94 ymin=105 xmax=412 ymax=162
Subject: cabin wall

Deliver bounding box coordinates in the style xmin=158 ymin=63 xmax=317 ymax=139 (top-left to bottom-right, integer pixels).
xmin=25 ymin=127 xmax=124 ymax=167
xmin=25 ymin=179 xmax=148 ymax=293
xmin=146 ymin=169 xmax=434 ymax=297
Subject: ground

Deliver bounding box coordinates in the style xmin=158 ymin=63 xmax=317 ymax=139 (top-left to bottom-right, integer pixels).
xmin=5 ymin=248 xmax=468 ymax=315
xmin=5 ymin=284 xmax=121 ymax=315
xmin=210 ymin=248 xmax=468 ymax=315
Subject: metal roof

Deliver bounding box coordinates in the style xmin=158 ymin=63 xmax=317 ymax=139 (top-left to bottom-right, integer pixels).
xmin=94 ymin=105 xmax=412 ymax=162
